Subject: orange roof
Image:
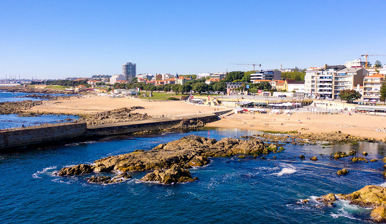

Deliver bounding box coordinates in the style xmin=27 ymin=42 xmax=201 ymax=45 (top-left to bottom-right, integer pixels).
xmin=253 ymin=80 xmax=271 ymax=83
xmin=367 ymin=74 xmax=385 ymax=78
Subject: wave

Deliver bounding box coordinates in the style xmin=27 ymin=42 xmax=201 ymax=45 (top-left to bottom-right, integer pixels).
xmin=330 ymin=200 xmax=369 ymax=221
xmin=272 ymin=164 xmax=296 ymax=176
xmin=32 ymin=166 xmax=57 ymax=179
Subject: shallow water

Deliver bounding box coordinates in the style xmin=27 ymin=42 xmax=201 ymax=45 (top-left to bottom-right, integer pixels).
xmin=0 ymin=91 xmax=77 ymax=129
xmin=0 ymin=128 xmax=385 ymax=223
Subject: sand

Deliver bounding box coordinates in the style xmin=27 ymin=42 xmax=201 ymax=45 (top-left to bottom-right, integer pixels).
xmin=28 ymin=95 xmax=386 ymax=141
xmin=28 ymin=95 xmax=222 ymax=118
xmin=207 ymin=112 xmax=386 ymax=141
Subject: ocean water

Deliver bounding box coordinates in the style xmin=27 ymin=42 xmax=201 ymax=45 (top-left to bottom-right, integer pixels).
xmin=0 ymin=114 xmax=78 ymax=129
xmin=0 ymin=91 xmax=77 ymax=129
xmin=0 ymin=128 xmax=385 ymax=224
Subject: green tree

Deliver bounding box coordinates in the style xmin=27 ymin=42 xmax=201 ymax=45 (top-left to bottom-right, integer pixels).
xmin=171 ymin=84 xmax=181 ymax=94
xmin=375 ymin=60 xmax=383 ymax=68
xmin=339 ymin=90 xmax=361 ymax=103
xmin=192 ymin=82 xmax=208 ymax=94
xmin=380 ymin=81 xmax=386 ymax=102
xmin=257 ymin=82 xmax=272 ymax=91
xmin=211 ymin=82 xmax=227 ymax=92
xmin=281 ymin=71 xmax=306 ymax=81
xmin=224 ymin=71 xmax=244 ymax=82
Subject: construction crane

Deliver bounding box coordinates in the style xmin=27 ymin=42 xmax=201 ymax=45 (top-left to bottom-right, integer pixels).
xmin=234 ymin=63 xmax=262 ymax=71
xmin=360 ymin=54 xmax=386 ymax=68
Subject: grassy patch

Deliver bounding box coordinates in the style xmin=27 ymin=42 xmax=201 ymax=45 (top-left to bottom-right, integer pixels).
xmin=138 ymin=92 xmax=187 ymax=101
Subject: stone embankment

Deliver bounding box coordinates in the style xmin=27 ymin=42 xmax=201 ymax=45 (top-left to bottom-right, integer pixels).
xmin=315 ymin=185 xmax=386 ymax=223
xmin=57 ymin=135 xmax=284 ymax=184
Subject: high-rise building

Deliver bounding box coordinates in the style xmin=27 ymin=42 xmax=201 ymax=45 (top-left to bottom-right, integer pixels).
xmin=122 ymin=62 xmax=136 ymax=82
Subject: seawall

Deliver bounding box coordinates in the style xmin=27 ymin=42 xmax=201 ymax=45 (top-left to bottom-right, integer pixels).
xmin=0 ymin=122 xmax=87 ymax=150
xmin=0 ymin=110 xmax=231 ymax=151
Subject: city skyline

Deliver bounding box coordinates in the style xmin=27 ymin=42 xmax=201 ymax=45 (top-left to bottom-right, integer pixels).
xmin=0 ymin=0 xmax=385 ymax=79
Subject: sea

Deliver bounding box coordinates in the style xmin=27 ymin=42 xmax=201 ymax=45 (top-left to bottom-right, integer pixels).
xmin=0 ymin=91 xmax=77 ymax=129
xmin=0 ymin=128 xmax=385 ymax=224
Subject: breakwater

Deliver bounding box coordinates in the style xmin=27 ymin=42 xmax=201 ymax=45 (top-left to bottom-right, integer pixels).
xmin=0 ymin=110 xmax=231 ymax=151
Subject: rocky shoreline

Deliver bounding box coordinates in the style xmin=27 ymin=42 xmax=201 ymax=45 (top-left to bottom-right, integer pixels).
xmin=57 ymin=135 xmax=284 ymax=184
xmin=0 ymin=100 xmax=43 ymax=114
xmin=79 ymin=107 xmax=150 ymax=126
xmin=312 ymin=185 xmax=386 ymax=223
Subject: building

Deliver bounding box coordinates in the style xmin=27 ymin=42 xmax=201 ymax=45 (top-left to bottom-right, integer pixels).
xmin=286 ymin=80 xmax=305 ymax=92
xmin=333 ymin=67 xmax=368 ymax=99
xmin=122 ymin=62 xmax=136 ymax=82
xmin=344 ymin=58 xmax=366 ymax=68
xmin=110 ymin=74 xmax=126 ymax=84
xmin=304 ymin=65 xmax=346 ymax=99
xmin=226 ymin=82 xmax=245 ymax=95
xmin=363 ymin=74 xmax=385 ymax=102
xmin=250 ymin=70 xmax=281 ymax=82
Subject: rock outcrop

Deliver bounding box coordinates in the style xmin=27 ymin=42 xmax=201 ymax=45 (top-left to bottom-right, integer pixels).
xmin=57 ymin=164 xmax=94 ymax=176
xmin=317 ymin=185 xmax=386 ymax=222
xmin=58 ymin=135 xmax=283 ymax=184
xmin=79 ymin=107 xmax=150 ymax=126
xmin=0 ymin=100 xmax=43 ymax=114
xmin=140 ymin=164 xmax=197 ymax=184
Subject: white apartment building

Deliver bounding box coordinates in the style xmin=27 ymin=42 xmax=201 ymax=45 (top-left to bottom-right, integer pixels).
xmin=305 ymin=65 xmax=345 ymax=99
xmin=363 ymin=74 xmax=385 ymax=102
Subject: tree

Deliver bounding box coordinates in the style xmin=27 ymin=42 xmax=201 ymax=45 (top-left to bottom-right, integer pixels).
xmin=381 ymin=81 xmax=386 ymax=102
xmin=211 ymin=82 xmax=227 ymax=92
xmin=192 ymin=82 xmax=208 ymax=94
xmin=257 ymin=82 xmax=272 ymax=91
xmin=281 ymin=71 xmax=306 ymax=81
xmin=375 ymin=60 xmax=383 ymax=68
xmin=339 ymin=90 xmax=361 ymax=103
xmin=224 ymin=71 xmax=244 ymax=82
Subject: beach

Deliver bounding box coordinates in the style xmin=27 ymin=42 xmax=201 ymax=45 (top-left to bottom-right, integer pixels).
xmin=26 ymin=95 xmax=386 ymax=141
xmin=28 ymin=95 xmax=222 ymax=117
xmin=207 ymin=112 xmax=386 ymax=141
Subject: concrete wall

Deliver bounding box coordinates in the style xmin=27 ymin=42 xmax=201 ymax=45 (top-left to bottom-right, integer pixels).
xmin=0 ymin=123 xmax=87 ymax=150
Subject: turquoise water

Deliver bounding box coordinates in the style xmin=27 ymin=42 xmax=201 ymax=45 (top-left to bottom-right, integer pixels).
xmin=0 ymin=91 xmax=77 ymax=129
xmin=0 ymin=129 xmax=385 ymax=223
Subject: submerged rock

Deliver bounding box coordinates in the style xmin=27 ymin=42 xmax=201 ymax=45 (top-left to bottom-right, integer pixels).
xmin=299 ymin=155 xmax=305 ymax=160
xmin=86 ymin=172 xmax=132 ymax=184
xmin=351 ymin=157 xmax=368 ymax=163
xmin=336 ymin=168 xmax=349 ymax=176
xmin=310 ymin=156 xmax=318 ymax=161
xmin=140 ymin=164 xmax=197 ymax=184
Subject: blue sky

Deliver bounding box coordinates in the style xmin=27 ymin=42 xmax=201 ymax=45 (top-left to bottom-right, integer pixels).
xmin=0 ymin=0 xmax=385 ymax=79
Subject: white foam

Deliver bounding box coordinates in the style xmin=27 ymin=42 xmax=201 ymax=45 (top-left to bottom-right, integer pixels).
xmin=32 ymin=166 xmax=57 ymax=179
xmin=379 ymin=182 xmax=386 ymax=187
xmin=272 ymin=164 xmax=297 ymax=176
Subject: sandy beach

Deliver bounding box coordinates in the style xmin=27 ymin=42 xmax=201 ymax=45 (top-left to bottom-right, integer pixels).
xmin=28 ymin=95 xmax=222 ymax=118
xmin=207 ymin=112 xmax=386 ymax=141
xmin=27 ymin=95 xmax=386 ymax=141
